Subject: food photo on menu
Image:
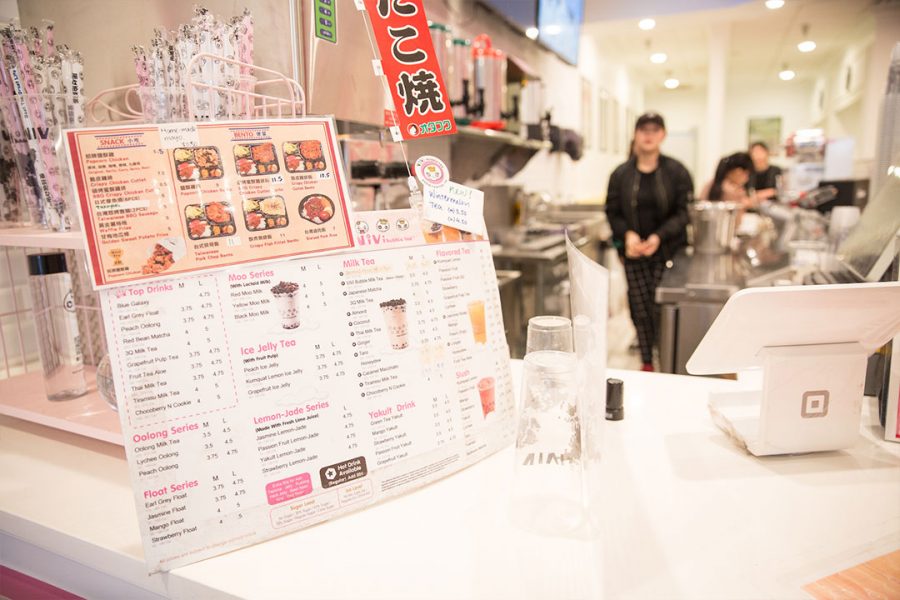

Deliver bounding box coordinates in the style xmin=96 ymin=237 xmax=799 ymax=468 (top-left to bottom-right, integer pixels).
xmin=243 ymin=196 xmax=289 ymax=231
xmin=299 ymin=194 xmax=336 ymax=224
xmin=234 ymin=141 xmax=280 ymax=175
xmin=173 ymin=146 xmax=224 ymax=181
xmin=141 ymin=238 xmax=185 ymax=275
xmin=185 ymin=201 xmax=237 ymax=239
xmin=283 ymin=140 xmax=327 ymax=172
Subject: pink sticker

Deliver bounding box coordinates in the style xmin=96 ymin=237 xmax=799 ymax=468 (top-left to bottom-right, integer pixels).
xmin=265 ymin=473 xmax=313 ymax=505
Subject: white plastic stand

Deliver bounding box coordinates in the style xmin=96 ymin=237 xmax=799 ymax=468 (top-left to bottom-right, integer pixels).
xmin=709 ymin=343 xmax=867 ymax=455
xmin=688 ymin=282 xmax=900 ymax=456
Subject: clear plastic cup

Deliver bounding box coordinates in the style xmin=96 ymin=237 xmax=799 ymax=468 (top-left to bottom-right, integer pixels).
xmin=511 ymin=350 xmax=585 ymax=535
xmin=526 ymin=315 xmax=573 ymax=354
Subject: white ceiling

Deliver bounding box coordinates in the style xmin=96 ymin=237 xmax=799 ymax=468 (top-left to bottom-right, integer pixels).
xmin=583 ymin=0 xmax=877 ymax=90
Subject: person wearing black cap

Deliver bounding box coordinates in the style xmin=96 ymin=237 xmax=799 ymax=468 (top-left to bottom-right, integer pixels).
xmin=605 ymin=112 xmax=693 ymax=372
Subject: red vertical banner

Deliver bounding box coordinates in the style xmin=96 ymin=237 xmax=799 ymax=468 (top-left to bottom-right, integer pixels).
xmin=363 ymin=0 xmax=458 ymax=140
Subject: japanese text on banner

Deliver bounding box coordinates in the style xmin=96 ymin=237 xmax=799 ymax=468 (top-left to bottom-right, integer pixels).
xmin=363 ymin=0 xmax=457 ymax=140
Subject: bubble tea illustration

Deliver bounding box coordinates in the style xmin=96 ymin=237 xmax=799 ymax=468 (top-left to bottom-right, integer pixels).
xmin=379 ymin=298 xmax=409 ymax=350
xmin=270 ymin=281 xmax=301 ymax=329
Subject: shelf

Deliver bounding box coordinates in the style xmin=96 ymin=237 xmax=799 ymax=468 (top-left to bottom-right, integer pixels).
xmin=0 ymin=368 xmax=123 ymax=446
xmin=456 ymin=125 xmax=551 ymax=151
xmin=0 ymin=226 xmax=86 ymax=250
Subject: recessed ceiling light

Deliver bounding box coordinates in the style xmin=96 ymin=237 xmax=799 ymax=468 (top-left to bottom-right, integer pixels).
xmin=797 ymin=24 xmax=815 ymax=53
xmin=664 ymin=78 xmax=680 ymax=89
xmin=765 ymin=0 xmax=785 ymax=9
xmin=639 ymin=18 xmax=656 ymax=30
xmin=779 ymin=68 xmax=796 ymax=81
xmin=525 ymin=27 xmax=539 ymax=40
xmin=650 ymin=52 xmax=668 ymax=64
xmin=543 ymin=24 xmax=562 ymax=35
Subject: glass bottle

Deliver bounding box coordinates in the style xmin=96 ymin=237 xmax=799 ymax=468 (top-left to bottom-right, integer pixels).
xmin=27 ymin=252 xmax=87 ymax=400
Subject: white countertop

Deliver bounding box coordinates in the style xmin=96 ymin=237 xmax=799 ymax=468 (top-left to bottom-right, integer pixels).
xmin=2 ymin=365 xmax=899 ymax=599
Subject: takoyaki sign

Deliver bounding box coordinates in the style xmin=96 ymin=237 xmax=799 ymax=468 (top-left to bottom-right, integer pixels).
xmin=363 ymin=0 xmax=458 ymax=140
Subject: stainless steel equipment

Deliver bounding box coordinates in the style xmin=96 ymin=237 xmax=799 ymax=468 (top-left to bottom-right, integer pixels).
xmin=492 ymin=211 xmax=607 ymax=357
xmin=449 ymin=38 xmax=472 ymax=119
xmin=497 ymin=270 xmax=524 ymax=355
xmin=519 ymin=79 xmax=545 ymax=126
xmin=690 ymin=201 xmax=740 ymax=254
xmin=429 ymin=23 xmax=453 ymax=85
xmin=656 ymin=249 xmax=746 ymax=375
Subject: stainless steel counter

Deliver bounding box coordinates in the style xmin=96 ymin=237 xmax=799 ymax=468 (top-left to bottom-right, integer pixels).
xmin=655 ymin=248 xmax=790 ymax=374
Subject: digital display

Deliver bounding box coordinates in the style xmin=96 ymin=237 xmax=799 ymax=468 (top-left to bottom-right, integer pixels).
xmin=481 ymin=0 xmax=537 ymax=32
xmin=537 ymin=0 xmax=584 ymax=65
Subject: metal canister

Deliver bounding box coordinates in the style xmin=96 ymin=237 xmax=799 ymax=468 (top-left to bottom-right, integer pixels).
xmin=520 ymin=79 xmax=544 ymax=125
xmin=450 ymin=38 xmax=472 ymax=119
xmin=472 ymin=34 xmax=506 ymax=126
xmin=428 ymin=23 xmax=453 ymax=82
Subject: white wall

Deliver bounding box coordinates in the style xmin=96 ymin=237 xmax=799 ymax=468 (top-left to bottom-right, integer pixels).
xmin=508 ymin=34 xmax=644 ymax=203
xmin=0 ymin=0 xmax=17 ymax=20
xmin=646 ymin=79 xmax=814 ymax=189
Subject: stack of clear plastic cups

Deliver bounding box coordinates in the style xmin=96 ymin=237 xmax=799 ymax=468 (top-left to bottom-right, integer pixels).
xmin=511 ymin=350 xmax=584 ymax=535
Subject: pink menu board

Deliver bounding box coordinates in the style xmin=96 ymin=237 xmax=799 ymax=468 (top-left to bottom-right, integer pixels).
xmin=99 ymin=209 xmax=515 ymax=572
xmin=65 ymin=119 xmax=354 ymax=288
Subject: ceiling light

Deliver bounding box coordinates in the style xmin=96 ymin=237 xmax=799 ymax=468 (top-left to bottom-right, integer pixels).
xmin=650 ymin=52 xmax=668 ymax=64
xmin=765 ymin=0 xmax=784 ymax=9
xmin=664 ymin=78 xmax=680 ymax=89
xmin=797 ymin=24 xmax=815 ymax=52
xmin=525 ymin=27 xmax=539 ymax=40
xmin=543 ymin=24 xmax=562 ymax=35
xmin=638 ymin=18 xmax=656 ymax=30
xmin=779 ymin=66 xmax=796 ymax=81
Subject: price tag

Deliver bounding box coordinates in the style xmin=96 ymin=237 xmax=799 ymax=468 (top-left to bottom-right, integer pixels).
xmin=158 ymin=124 xmax=200 ymax=149
xmin=423 ymin=181 xmax=486 ymax=235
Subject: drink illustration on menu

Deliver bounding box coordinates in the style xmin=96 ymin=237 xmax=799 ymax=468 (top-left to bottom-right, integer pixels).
xmin=64 ymin=118 xmax=354 ymax=288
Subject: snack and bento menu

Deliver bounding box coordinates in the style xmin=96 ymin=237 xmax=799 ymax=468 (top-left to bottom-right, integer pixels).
xmin=99 ymin=209 xmax=515 ymax=572
xmin=64 ymin=119 xmax=354 ymax=288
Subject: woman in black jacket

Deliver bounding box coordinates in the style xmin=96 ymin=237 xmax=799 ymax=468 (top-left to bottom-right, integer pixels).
xmin=605 ymin=112 xmax=694 ymax=371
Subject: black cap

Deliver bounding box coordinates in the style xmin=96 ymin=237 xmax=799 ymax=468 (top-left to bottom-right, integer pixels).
xmin=635 ymin=112 xmax=665 ymax=130
xmin=606 ymin=378 xmax=624 ymax=421
xmin=28 ymin=252 xmax=68 ymax=276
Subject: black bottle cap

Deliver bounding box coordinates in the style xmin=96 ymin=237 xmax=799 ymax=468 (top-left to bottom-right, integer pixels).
xmin=606 ymin=378 xmax=624 ymax=421
xmin=28 ymin=253 xmax=68 ymax=276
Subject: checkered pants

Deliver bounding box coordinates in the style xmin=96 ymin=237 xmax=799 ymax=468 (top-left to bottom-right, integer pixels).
xmin=624 ymin=256 xmax=665 ymax=364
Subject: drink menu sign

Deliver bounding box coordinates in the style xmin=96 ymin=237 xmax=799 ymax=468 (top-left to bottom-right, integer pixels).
xmin=99 ymin=209 xmax=514 ymax=572
xmin=65 ymin=119 xmax=354 ymax=288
